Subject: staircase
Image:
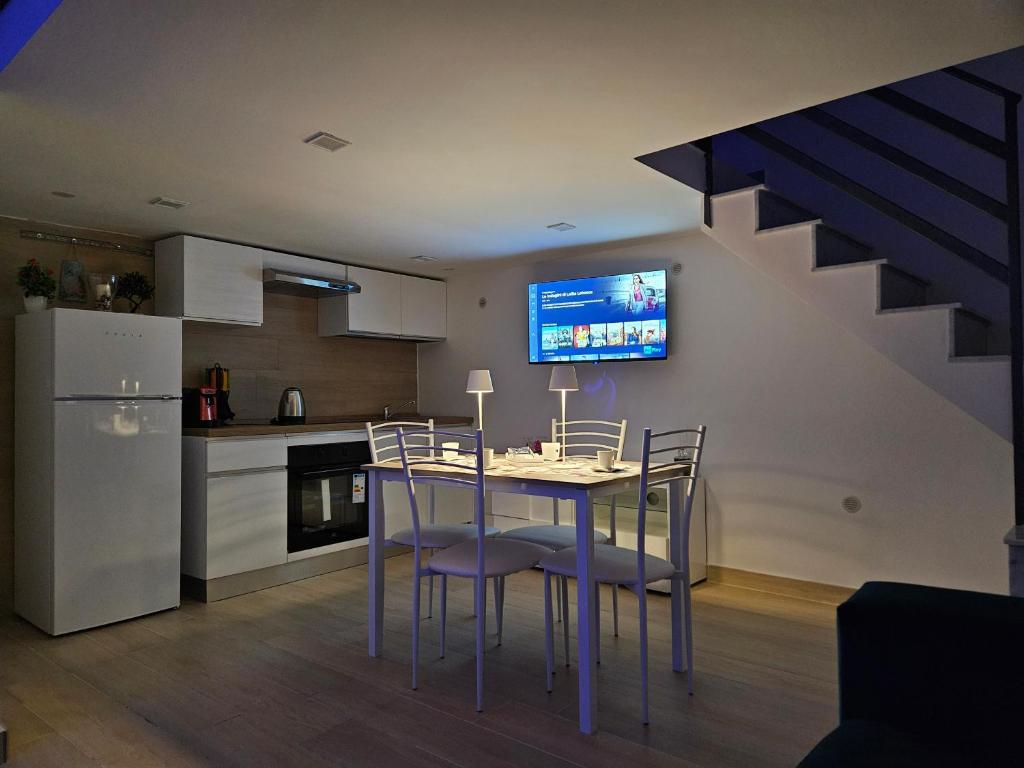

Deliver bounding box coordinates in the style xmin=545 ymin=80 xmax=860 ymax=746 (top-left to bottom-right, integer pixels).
xmin=708 ymin=181 xmax=1010 ymax=438
xmin=637 ymin=48 xmax=1022 ymax=451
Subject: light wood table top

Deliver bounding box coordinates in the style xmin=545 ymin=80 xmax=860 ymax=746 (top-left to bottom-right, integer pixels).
xmin=363 ymin=456 xmax=689 ymax=488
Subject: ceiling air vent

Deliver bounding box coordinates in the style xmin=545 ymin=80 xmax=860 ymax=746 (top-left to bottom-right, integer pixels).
xmin=304 ymin=131 xmax=351 ymax=152
xmin=149 ymin=197 xmax=190 ymax=210
xmin=547 ymin=222 xmax=576 ymax=232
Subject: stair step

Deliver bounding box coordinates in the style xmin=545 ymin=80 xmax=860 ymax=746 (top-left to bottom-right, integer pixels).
xmin=951 ymin=307 xmax=993 ymax=357
xmin=755 ymin=189 xmax=818 ymax=231
xmin=949 ymin=354 xmax=1011 ymax=363
xmin=877 ymin=302 xmax=961 ymax=315
xmin=711 ymin=182 xmax=766 ymax=201
xmin=878 ymin=264 xmax=930 ymax=310
xmin=712 ymin=163 xmax=766 ymax=195
xmin=813 ymin=224 xmax=875 ymax=268
xmin=813 ymin=257 xmax=889 ymax=273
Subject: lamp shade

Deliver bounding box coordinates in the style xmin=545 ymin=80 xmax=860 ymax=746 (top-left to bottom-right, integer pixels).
xmin=548 ymin=365 xmax=578 ymax=392
xmin=466 ymin=369 xmax=494 ymax=394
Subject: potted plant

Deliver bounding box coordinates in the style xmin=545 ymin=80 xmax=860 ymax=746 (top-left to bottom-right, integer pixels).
xmin=16 ymin=259 xmax=56 ymax=313
xmin=114 ymin=271 xmax=154 ymax=313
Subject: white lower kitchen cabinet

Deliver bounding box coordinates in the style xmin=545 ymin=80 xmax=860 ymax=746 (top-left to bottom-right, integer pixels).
xmin=181 ymin=436 xmax=288 ymax=581
xmin=204 ymin=470 xmax=288 ymax=579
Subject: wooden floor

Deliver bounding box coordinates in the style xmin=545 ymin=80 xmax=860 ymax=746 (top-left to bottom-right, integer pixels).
xmin=0 ymin=556 xmax=840 ymax=767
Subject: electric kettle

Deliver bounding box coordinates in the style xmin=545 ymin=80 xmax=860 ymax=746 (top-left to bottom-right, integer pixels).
xmin=275 ymin=387 xmax=306 ymax=425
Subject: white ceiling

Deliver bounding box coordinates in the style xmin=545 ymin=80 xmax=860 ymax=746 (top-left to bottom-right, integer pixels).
xmin=1 ymin=1 xmax=1021 ymax=272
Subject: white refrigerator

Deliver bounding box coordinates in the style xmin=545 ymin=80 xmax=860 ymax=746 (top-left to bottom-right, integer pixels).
xmin=14 ymin=309 xmax=183 ymax=635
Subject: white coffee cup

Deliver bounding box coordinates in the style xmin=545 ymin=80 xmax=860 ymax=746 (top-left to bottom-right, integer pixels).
xmin=442 ymin=441 xmax=459 ymax=461
xmin=596 ymin=449 xmax=615 ymax=470
xmin=482 ymin=448 xmax=495 ymax=469
xmin=540 ymin=441 xmax=560 ymax=461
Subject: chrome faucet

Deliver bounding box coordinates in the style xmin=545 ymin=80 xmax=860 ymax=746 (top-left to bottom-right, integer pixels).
xmin=383 ymin=399 xmax=416 ymax=419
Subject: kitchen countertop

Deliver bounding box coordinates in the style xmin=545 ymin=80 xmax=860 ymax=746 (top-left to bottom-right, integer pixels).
xmin=182 ymin=415 xmax=473 ymax=438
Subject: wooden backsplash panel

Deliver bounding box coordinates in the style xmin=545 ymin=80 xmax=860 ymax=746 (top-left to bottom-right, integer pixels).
xmin=182 ymin=292 xmax=419 ymax=421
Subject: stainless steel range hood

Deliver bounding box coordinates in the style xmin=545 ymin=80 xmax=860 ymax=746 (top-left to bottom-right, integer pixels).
xmin=262 ymin=268 xmax=361 ymax=298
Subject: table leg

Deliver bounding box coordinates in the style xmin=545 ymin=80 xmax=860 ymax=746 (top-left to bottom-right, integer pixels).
xmin=573 ymin=488 xmax=598 ymax=734
xmin=368 ymin=470 xmax=385 ymax=657
xmin=668 ymin=478 xmax=684 ymax=672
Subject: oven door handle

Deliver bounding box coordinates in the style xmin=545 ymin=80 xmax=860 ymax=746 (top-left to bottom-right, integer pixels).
xmin=292 ymin=466 xmax=364 ymax=480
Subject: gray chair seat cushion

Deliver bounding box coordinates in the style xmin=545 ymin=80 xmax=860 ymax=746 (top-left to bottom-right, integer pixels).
xmin=540 ymin=545 xmax=676 ymax=585
xmin=429 ymin=538 xmax=552 ymax=578
xmin=391 ymin=523 xmax=499 ymax=549
xmin=498 ymin=525 xmax=608 ymax=551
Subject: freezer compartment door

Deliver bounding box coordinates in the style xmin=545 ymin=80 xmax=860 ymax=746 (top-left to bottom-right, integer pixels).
xmin=52 ymin=400 xmax=181 ymax=634
xmin=53 ymin=310 xmax=182 ymax=398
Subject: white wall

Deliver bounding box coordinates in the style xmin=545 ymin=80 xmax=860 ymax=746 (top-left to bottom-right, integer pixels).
xmin=418 ymin=231 xmax=1013 ymax=593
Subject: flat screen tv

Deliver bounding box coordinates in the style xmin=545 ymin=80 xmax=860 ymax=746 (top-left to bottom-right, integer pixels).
xmin=528 ymin=269 xmax=667 ymax=363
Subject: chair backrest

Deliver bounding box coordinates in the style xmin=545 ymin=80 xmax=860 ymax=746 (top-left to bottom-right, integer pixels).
xmin=636 ymin=425 xmax=707 ymax=584
xmin=551 ymin=418 xmax=628 ymax=460
xmin=365 ymin=418 xmax=435 ymax=463
xmin=396 ymin=426 xmax=487 ymax=579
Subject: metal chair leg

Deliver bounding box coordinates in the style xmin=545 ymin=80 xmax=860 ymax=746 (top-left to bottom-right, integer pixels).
xmin=439 ymin=574 xmax=447 ymax=659
xmin=611 ymin=584 xmax=619 ymax=637
xmin=543 ymin=571 xmax=554 ymax=692
xmin=561 ymin=575 xmax=571 ymax=667
xmin=682 ymin=568 xmax=694 ymax=695
xmin=638 ymin=585 xmax=650 ymax=724
xmin=609 ymin=496 xmax=619 ymax=634
xmin=427 ymin=487 xmax=436 ymax=619
xmin=595 ymin=580 xmax=601 ymax=666
xmin=554 ymin=498 xmax=563 ymax=624
xmin=476 ymin=576 xmax=486 ymax=712
xmin=412 ymin=569 xmax=421 ymax=690
xmin=494 ymin=576 xmax=505 ymax=645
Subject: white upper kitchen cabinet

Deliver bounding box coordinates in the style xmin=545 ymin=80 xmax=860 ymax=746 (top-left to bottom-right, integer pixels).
xmin=318 ymin=266 xmax=445 ymax=340
xmin=155 ymin=235 xmax=263 ymax=325
xmin=400 ymin=274 xmax=446 ymax=339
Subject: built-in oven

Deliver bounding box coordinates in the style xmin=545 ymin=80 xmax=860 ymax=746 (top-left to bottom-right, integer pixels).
xmin=287 ymin=440 xmax=372 ymax=553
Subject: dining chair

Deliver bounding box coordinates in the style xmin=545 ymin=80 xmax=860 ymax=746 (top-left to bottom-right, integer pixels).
xmin=366 ymin=419 xmax=498 ymax=619
xmin=539 ymin=424 xmax=707 ymax=724
xmin=499 ymin=417 xmax=626 ymax=639
xmin=396 ymin=426 xmax=551 ymax=711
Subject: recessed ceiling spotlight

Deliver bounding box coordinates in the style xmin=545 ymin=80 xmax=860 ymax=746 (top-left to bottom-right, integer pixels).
xmin=149 ymin=196 xmax=190 ymax=210
xmin=304 ymin=131 xmax=351 ymax=152
xmin=546 ymin=222 xmax=576 ymax=232
xmin=410 ymin=254 xmax=439 ymax=262
xmin=51 ymin=190 xmax=75 ymax=198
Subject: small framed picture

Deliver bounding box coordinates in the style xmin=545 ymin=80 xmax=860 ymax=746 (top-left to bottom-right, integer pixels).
xmin=58 ymin=260 xmax=87 ymax=303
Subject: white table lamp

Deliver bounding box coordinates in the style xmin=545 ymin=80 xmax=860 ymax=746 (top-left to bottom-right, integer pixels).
xmin=466 ymin=369 xmax=494 ymax=430
xmin=548 ymin=365 xmax=578 ymax=462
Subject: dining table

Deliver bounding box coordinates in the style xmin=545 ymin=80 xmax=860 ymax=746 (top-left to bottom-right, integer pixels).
xmin=364 ymin=455 xmax=691 ymax=735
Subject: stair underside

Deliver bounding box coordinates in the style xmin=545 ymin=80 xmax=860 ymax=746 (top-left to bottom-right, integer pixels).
xmin=705 ymin=184 xmax=1011 ymax=439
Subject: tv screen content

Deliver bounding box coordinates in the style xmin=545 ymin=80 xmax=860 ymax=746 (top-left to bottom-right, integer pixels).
xmin=528 ymin=270 xmax=667 ymax=363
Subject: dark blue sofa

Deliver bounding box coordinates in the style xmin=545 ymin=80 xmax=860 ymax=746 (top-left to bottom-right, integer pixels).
xmin=798 ymin=581 xmax=1024 ymax=767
